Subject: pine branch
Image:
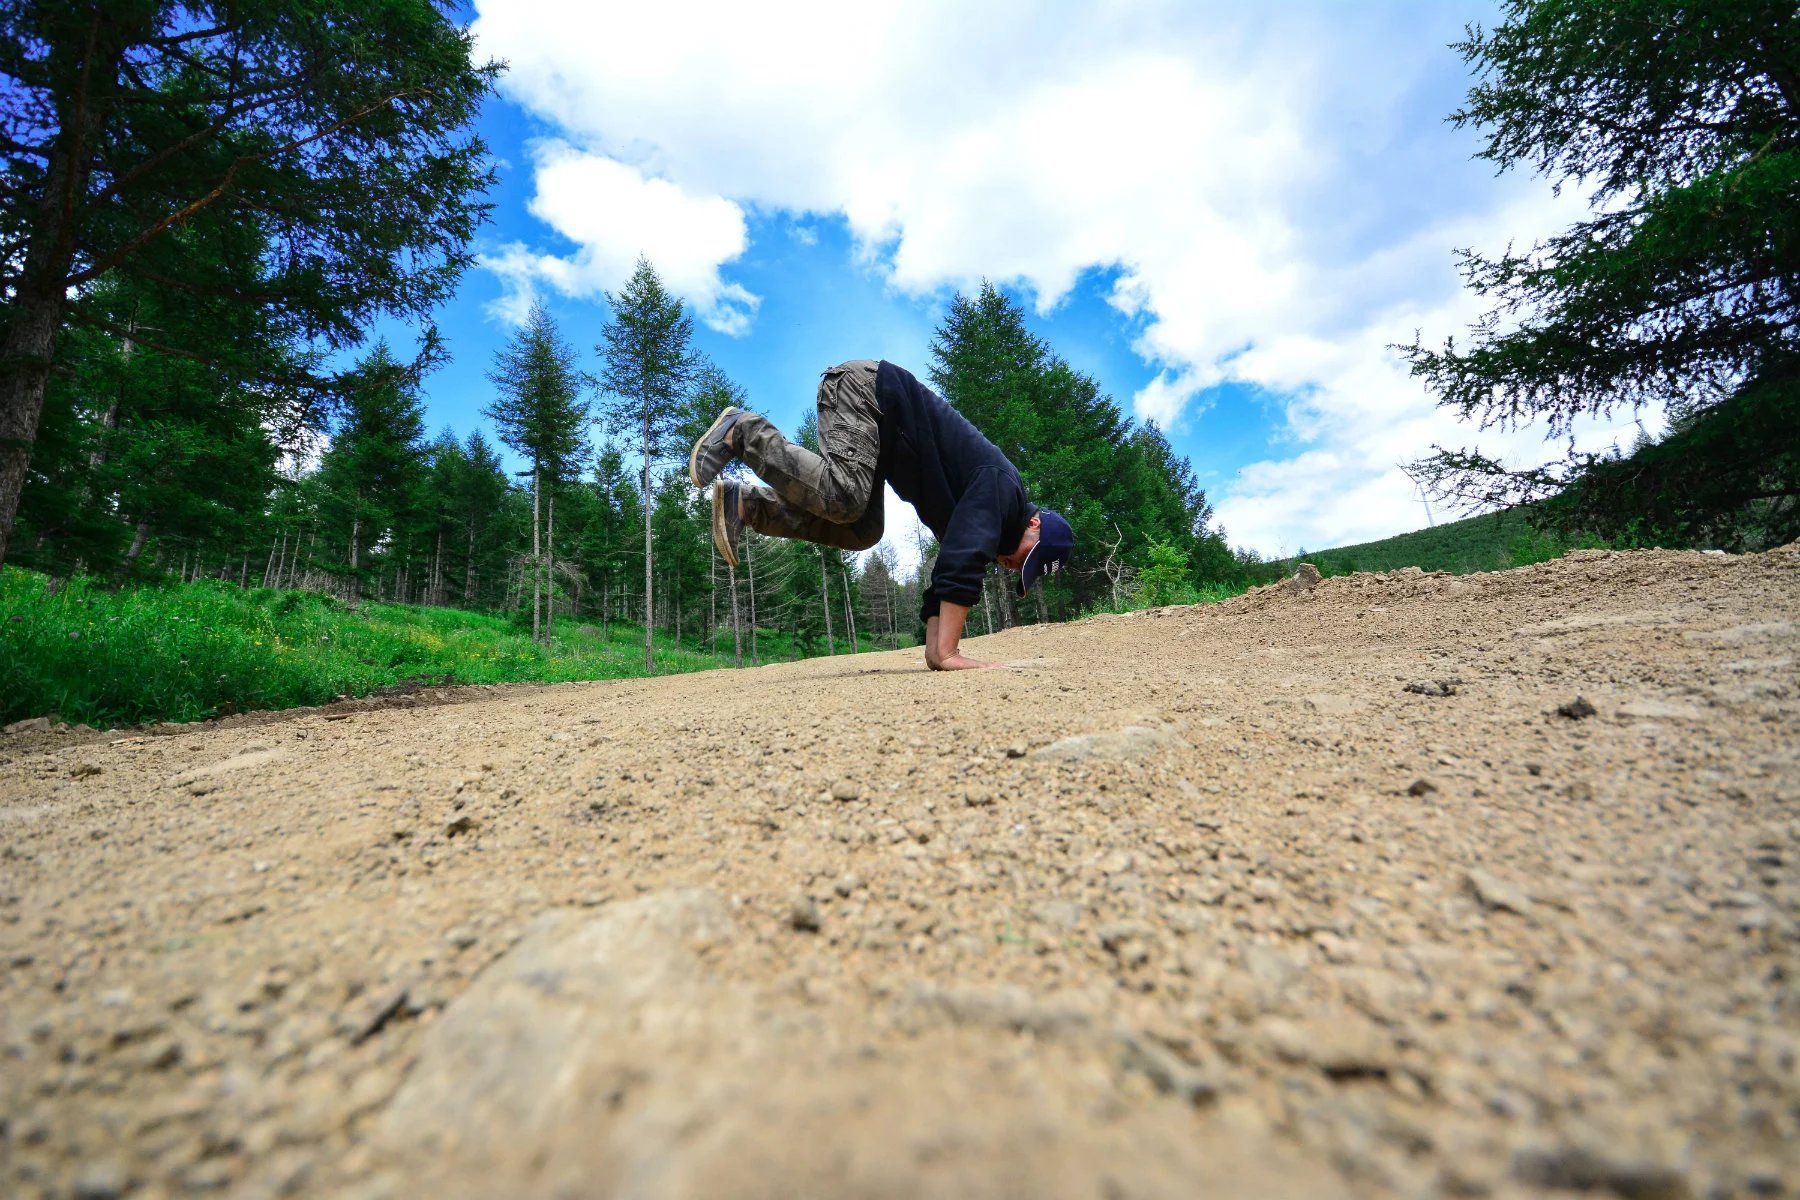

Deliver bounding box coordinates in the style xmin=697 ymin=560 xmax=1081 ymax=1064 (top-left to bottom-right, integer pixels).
xmin=93 ymin=74 xmax=324 ymax=202
xmin=65 ymin=88 xmax=427 ymax=289
xmin=69 ymin=307 xmax=335 ymax=394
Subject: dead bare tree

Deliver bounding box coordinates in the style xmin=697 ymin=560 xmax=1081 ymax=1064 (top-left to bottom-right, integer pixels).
xmin=1098 ymin=522 xmax=1135 ymax=610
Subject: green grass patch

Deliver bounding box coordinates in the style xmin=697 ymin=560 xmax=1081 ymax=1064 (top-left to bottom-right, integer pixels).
xmin=0 ymin=568 xmax=750 ymax=728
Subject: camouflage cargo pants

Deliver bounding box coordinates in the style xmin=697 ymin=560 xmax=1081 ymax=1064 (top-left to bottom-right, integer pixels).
xmin=734 ymin=359 xmax=886 ymax=552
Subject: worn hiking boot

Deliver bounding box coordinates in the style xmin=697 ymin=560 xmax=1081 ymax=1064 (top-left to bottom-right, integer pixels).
xmin=688 ymin=406 xmax=743 ymax=488
xmin=711 ymin=479 xmax=743 ymax=568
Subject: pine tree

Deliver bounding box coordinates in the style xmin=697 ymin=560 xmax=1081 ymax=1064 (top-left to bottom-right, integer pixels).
xmin=0 ymin=1 xmax=496 ymax=568
xmin=419 ymin=432 xmax=469 ymax=606
xmin=679 ymin=357 xmax=750 ymax=461
xmin=314 ymin=342 xmax=427 ymax=603
xmin=577 ymin=445 xmax=643 ymax=637
xmin=455 ymin=432 xmax=510 ymax=606
xmin=599 ymin=259 xmax=696 ymax=672
xmin=1403 ymin=0 xmax=1800 ymax=549
xmin=929 ymin=281 xmax=1046 ymax=465
xmin=858 ymin=546 xmax=903 ymax=649
xmin=13 ymin=222 xmax=310 ymax=580
xmin=486 ymin=303 xmax=591 ymax=641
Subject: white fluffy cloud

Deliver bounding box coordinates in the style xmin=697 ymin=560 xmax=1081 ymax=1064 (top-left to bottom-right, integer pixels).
xmin=481 ymin=142 xmax=758 ymax=333
xmin=473 ymin=0 xmax=1631 ymax=554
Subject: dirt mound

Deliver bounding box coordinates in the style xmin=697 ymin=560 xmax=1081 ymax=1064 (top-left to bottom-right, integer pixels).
xmin=2 ymin=548 xmax=1796 ymax=1198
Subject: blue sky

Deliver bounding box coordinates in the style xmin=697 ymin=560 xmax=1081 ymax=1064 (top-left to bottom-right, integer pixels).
xmin=389 ymin=1 xmax=1651 ymax=562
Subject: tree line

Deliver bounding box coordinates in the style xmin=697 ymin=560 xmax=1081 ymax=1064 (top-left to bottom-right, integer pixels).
xmin=1 ymin=4 xmax=1253 ymax=676
xmin=11 ymin=237 xmax=1247 ymax=667
xmin=14 ymin=0 xmax=1771 ymax=669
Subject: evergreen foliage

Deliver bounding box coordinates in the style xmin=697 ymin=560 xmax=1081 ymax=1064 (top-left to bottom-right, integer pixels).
xmin=599 ymin=258 xmax=697 ymax=671
xmin=313 ymin=342 xmax=428 ymax=602
xmin=0 ymin=0 xmax=498 ymax=567
xmin=1403 ymin=0 xmax=1800 ymax=548
xmin=485 ymin=302 xmax=591 ymax=640
xmin=1136 ymin=540 xmax=1199 ymax=608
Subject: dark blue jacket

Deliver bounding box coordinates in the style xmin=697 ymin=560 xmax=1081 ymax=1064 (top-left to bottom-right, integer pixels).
xmin=875 ymin=361 xmax=1033 ymax=624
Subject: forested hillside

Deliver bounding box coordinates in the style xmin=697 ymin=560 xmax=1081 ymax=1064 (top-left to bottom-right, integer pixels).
xmin=1264 ymin=509 xmax=1533 ymax=579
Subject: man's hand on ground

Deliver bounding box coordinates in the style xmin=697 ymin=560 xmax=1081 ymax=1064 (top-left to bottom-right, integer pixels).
xmin=924 ymin=602 xmax=1005 ymax=671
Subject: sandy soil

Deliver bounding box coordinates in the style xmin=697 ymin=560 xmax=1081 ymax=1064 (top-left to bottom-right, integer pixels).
xmin=2 ymin=547 xmax=1796 ymax=1199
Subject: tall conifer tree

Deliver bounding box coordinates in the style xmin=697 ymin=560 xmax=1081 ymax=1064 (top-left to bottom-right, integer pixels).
xmin=315 ymin=342 xmax=427 ymax=603
xmin=455 ymin=431 xmax=510 ymax=606
xmin=1403 ymin=0 xmax=1799 ymax=548
xmin=0 ymin=1 xmax=497 ymax=567
xmin=599 ymin=259 xmax=695 ymax=672
xmin=486 ymin=303 xmax=590 ymax=641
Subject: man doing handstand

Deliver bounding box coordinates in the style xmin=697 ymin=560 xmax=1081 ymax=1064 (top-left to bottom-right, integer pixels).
xmin=689 ymin=360 xmax=1073 ymax=671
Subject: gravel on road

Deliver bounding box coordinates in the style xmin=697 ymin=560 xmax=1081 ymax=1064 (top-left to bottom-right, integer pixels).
xmin=2 ymin=546 xmax=1796 ymax=1198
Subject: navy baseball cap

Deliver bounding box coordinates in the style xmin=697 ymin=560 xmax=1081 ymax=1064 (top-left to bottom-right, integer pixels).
xmin=1017 ymin=509 xmax=1073 ymax=598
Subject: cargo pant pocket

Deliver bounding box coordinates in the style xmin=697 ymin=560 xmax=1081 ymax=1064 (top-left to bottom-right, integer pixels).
xmin=815 ymin=364 xmax=882 ymax=520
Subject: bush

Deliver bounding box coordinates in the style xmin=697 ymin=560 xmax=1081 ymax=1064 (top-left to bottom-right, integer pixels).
xmin=1136 ymin=540 xmax=1200 ymax=608
xmin=1508 ymin=521 xmax=1663 ymax=568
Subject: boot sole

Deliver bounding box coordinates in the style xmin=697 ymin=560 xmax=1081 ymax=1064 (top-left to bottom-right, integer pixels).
xmin=711 ymin=485 xmax=740 ymax=569
xmin=689 ymin=407 xmax=742 ymax=489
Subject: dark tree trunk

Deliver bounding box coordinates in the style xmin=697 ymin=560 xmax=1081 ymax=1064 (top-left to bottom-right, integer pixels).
xmin=117 ymin=521 xmax=152 ymax=581
xmin=531 ymin=460 xmax=541 ymax=641
xmin=729 ymin=564 xmax=742 ymax=666
xmin=843 ymin=564 xmax=858 ymax=652
xmin=820 ymin=550 xmax=835 ymax=655
xmin=348 ymin=513 xmax=362 ymax=603
xmin=746 ymin=535 xmax=760 ymax=665
xmin=464 ymin=515 xmax=477 ymax=605
xmin=0 ymin=15 xmax=129 ymax=569
xmin=641 ymin=414 xmax=654 ymax=673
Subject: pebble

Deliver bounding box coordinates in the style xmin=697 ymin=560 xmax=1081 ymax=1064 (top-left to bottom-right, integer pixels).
xmin=1556 ymin=696 xmax=1598 ymax=720
xmin=1511 ymin=1145 xmax=1691 ymax=1200
xmin=72 ymin=1161 xmax=128 ymax=1200
xmin=1117 ymin=1033 xmax=1218 ymax=1105
xmin=1097 ymin=922 xmax=1152 ymax=967
xmin=1259 ymin=1012 xmax=1392 ymax=1076
xmin=830 ymin=780 xmax=861 ymax=802
xmin=787 ymin=896 xmax=823 ymax=933
xmin=1464 ymin=869 xmax=1534 ymax=917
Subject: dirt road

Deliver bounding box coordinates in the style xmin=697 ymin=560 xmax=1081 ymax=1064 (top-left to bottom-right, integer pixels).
xmin=3 ymin=548 xmax=1797 ymax=1199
